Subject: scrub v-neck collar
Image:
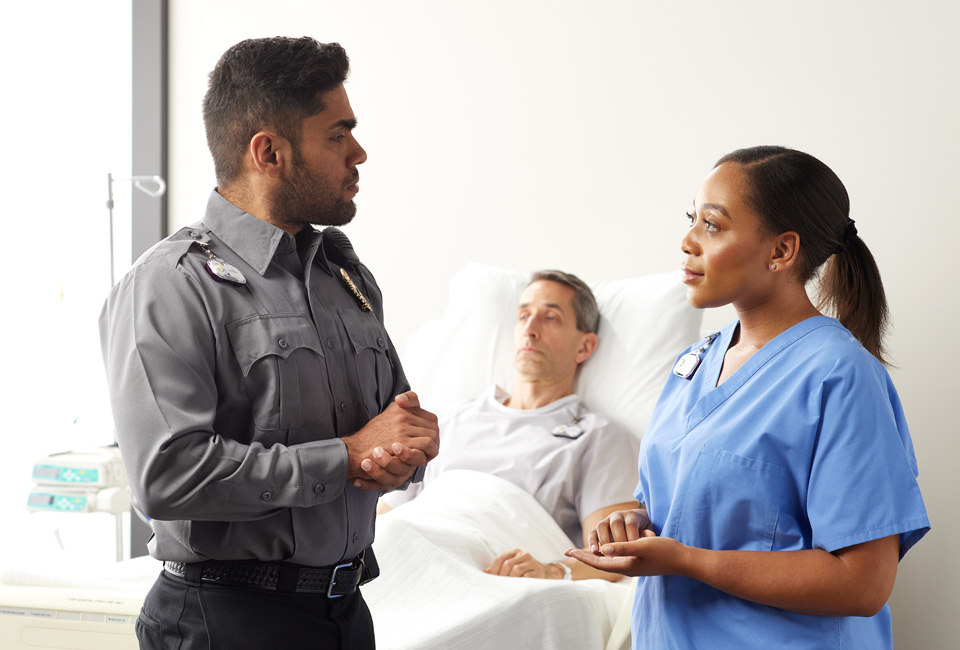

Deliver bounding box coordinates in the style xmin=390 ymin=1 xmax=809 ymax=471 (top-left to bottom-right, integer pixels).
xmin=684 ymin=315 xmax=837 ymax=434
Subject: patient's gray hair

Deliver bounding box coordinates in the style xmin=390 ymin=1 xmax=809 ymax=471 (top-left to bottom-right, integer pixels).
xmin=529 ymin=270 xmax=600 ymax=334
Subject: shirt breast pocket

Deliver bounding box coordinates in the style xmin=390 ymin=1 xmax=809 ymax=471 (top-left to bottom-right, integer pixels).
xmin=337 ymin=307 xmax=395 ymax=419
xmin=226 ymin=313 xmax=330 ymax=431
xmin=672 ymin=444 xmax=785 ymax=551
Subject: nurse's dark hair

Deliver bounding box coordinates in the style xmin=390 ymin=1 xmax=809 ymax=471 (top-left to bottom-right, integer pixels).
xmin=716 ymin=146 xmax=890 ymax=364
xmin=203 ymin=36 xmax=350 ymax=187
xmin=528 ymin=270 xmax=600 ymax=335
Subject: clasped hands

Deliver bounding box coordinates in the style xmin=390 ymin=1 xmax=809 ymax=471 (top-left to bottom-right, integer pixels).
xmin=565 ymin=508 xmax=686 ymax=577
xmin=344 ymin=391 xmax=440 ymax=490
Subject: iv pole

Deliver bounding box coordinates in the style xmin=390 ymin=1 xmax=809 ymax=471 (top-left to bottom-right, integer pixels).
xmin=106 ymin=173 xmax=166 ymax=286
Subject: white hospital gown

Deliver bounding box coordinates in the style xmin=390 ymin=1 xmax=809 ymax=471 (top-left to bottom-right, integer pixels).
xmin=382 ymin=385 xmax=640 ymax=545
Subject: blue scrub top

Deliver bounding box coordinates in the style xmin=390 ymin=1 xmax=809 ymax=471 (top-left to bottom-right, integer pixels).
xmin=632 ymin=316 xmax=929 ymax=650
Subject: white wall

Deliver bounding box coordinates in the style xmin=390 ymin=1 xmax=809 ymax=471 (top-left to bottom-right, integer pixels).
xmin=168 ymin=1 xmax=958 ymax=645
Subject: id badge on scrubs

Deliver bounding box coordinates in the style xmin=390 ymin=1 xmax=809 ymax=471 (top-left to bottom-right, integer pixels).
xmin=672 ymin=352 xmax=703 ymax=379
xmin=672 ymin=332 xmax=719 ymax=380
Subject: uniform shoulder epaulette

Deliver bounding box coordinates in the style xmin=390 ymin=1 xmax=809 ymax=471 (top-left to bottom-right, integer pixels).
xmin=135 ymin=231 xmax=199 ymax=267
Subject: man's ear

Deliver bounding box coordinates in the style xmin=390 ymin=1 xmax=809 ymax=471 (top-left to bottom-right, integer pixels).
xmin=576 ymin=332 xmax=599 ymax=365
xmin=248 ymin=131 xmax=291 ymax=179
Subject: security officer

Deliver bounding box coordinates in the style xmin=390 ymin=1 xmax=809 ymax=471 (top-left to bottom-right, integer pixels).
xmin=99 ymin=37 xmax=439 ymax=650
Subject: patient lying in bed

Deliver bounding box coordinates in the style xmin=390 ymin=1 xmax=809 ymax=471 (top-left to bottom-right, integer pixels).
xmin=379 ymin=270 xmax=639 ymax=582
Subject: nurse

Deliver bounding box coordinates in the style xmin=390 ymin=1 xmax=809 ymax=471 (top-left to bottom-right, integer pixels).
xmin=567 ymin=146 xmax=929 ymax=649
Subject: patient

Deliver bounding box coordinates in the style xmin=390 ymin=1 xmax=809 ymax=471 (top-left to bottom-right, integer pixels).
xmin=379 ymin=270 xmax=639 ymax=582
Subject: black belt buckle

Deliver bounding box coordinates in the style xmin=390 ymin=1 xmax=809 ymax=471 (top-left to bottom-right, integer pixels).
xmin=326 ymin=561 xmax=354 ymax=599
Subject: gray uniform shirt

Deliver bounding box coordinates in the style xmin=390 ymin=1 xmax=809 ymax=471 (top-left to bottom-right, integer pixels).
xmin=99 ymin=190 xmax=409 ymax=566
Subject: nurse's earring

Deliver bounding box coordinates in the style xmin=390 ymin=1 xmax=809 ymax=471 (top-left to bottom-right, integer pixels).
xmin=770 ymin=264 xmax=778 ymax=271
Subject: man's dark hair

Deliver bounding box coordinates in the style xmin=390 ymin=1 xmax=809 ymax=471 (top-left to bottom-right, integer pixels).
xmin=203 ymin=37 xmax=350 ymax=187
xmin=529 ymin=270 xmax=600 ymax=334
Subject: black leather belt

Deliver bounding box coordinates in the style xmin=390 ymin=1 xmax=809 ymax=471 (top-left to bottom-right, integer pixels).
xmin=163 ymin=555 xmax=366 ymax=598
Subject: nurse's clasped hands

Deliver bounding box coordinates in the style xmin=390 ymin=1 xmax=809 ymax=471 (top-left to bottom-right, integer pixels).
xmin=565 ymin=508 xmax=686 ymax=578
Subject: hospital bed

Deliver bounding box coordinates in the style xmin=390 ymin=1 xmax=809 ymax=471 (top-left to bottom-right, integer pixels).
xmin=0 ymin=263 xmax=702 ymax=650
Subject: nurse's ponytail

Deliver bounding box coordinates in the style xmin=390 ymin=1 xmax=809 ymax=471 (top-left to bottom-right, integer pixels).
xmin=716 ymin=146 xmax=891 ymax=365
xmin=817 ymin=227 xmax=890 ymax=366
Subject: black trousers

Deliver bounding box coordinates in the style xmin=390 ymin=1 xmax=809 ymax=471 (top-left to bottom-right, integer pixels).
xmin=136 ymin=570 xmax=376 ymax=650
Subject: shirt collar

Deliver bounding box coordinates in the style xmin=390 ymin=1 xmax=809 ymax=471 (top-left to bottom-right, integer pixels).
xmin=201 ymin=189 xmax=338 ymax=277
xmin=299 ymin=225 xmax=336 ymax=276
xmin=201 ymin=189 xmax=288 ymax=276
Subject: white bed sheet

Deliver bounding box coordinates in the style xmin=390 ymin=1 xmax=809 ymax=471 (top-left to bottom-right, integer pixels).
xmin=367 ymin=470 xmax=632 ymax=650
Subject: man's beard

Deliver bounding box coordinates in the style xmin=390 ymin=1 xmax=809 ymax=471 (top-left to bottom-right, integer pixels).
xmin=270 ymin=156 xmax=358 ymax=230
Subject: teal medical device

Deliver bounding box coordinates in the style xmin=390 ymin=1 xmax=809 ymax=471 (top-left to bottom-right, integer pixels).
xmin=27 ymin=447 xmax=132 ymax=560
xmin=27 ymin=488 xmax=94 ymax=513
xmin=31 ymin=448 xmax=127 ymax=489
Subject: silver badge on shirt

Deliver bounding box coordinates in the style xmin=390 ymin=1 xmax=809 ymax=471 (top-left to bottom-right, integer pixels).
xmin=195 ymin=241 xmax=246 ymax=285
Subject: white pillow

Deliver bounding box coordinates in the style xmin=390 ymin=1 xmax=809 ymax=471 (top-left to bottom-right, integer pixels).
xmin=402 ymin=263 xmax=703 ymax=441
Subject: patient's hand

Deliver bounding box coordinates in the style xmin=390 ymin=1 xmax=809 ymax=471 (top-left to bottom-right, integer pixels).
xmin=586 ymin=507 xmax=652 ymax=553
xmin=486 ymin=549 xmax=565 ymax=580
xmin=563 ymin=507 xmax=663 ymax=577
